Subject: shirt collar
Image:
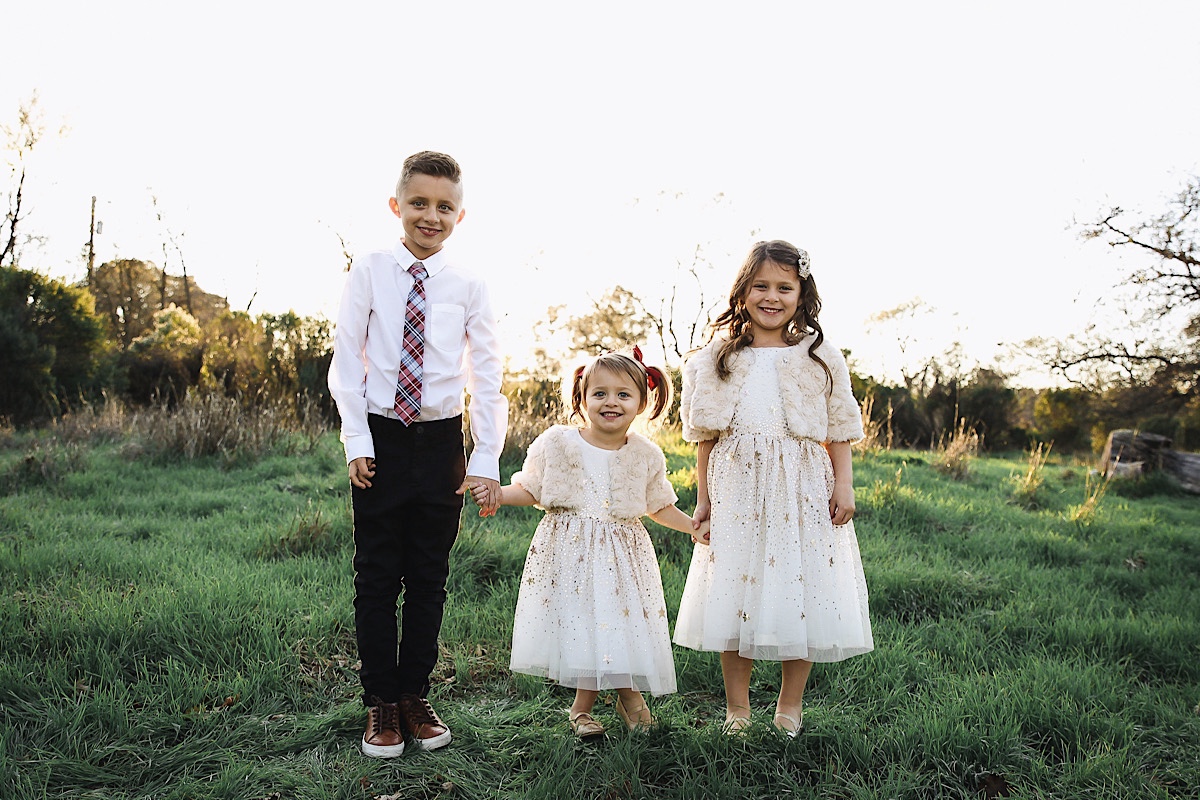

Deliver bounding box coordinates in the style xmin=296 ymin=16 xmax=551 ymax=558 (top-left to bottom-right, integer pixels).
xmin=393 ymin=241 xmax=448 ymax=278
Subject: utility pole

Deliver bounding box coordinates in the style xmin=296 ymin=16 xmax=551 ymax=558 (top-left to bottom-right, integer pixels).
xmin=86 ymin=195 xmax=96 ymax=284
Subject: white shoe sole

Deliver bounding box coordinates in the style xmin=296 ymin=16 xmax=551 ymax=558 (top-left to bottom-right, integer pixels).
xmin=413 ymin=729 xmax=452 ymax=750
xmin=361 ymin=737 xmax=405 ymax=758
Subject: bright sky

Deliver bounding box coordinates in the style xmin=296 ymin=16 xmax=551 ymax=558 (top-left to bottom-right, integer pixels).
xmin=4 ymin=1 xmax=1199 ymax=386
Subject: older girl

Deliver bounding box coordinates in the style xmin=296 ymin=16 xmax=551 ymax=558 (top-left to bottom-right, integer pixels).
xmin=673 ymin=240 xmax=873 ymax=737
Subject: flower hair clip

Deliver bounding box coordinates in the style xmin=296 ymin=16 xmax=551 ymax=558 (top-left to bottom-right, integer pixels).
xmin=796 ymin=249 xmax=811 ymax=279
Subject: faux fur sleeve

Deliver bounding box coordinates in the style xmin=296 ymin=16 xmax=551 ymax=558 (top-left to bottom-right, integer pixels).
xmin=609 ymin=433 xmax=679 ymax=518
xmin=509 ymin=429 xmax=548 ymax=503
xmin=681 ymin=344 xmax=723 ymax=443
xmin=822 ymin=343 xmax=865 ymax=443
xmin=644 ymin=441 xmax=678 ymax=514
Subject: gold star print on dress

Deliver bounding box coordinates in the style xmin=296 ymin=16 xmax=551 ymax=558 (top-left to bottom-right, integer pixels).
xmin=673 ymin=346 xmax=873 ymax=662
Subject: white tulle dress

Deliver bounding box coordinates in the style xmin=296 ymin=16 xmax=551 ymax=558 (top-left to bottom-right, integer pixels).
xmin=673 ymin=347 xmax=873 ymax=662
xmin=509 ymin=429 xmax=678 ymax=695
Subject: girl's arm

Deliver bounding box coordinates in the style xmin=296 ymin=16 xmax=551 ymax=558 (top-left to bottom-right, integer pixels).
xmin=468 ymin=482 xmax=538 ymax=515
xmin=693 ymin=438 xmax=716 ymax=528
xmin=498 ymin=484 xmax=538 ymax=507
xmin=824 ymin=441 xmax=856 ymax=526
xmin=648 ymin=504 xmax=710 ymax=544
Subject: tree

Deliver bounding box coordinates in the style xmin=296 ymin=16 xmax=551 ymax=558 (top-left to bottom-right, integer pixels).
xmin=1032 ymin=176 xmax=1199 ymax=393
xmin=89 ymin=258 xmax=228 ymax=349
xmin=2 ymin=94 xmax=56 ymax=268
xmin=1025 ymin=177 xmax=1200 ymax=446
xmin=124 ymin=305 xmax=204 ymax=404
xmin=202 ymin=310 xmax=270 ymax=396
xmin=645 ymin=245 xmax=722 ymax=361
xmin=0 ymin=266 xmax=110 ymax=422
xmin=561 ymin=286 xmax=654 ymax=357
xmin=260 ymin=311 xmax=334 ymax=406
xmin=1033 ymin=388 xmax=1096 ymax=452
xmin=958 ymin=368 xmax=1020 ymax=450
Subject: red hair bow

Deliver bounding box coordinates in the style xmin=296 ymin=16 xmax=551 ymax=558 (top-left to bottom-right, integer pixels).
xmin=633 ymin=346 xmax=659 ymax=389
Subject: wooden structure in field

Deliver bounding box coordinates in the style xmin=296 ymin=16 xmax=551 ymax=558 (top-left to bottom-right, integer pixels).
xmin=1100 ymin=429 xmax=1200 ymax=494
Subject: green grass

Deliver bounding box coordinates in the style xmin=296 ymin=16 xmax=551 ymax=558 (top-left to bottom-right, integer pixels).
xmin=1 ymin=433 xmax=1198 ymax=799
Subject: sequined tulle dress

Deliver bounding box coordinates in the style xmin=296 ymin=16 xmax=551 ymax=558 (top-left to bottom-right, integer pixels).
xmin=673 ymin=347 xmax=873 ymax=662
xmin=509 ymin=431 xmax=677 ymax=695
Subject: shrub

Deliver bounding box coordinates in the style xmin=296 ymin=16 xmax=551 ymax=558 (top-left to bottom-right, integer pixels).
xmin=0 ymin=266 xmax=110 ymax=423
xmin=1 ymin=437 xmax=85 ymax=494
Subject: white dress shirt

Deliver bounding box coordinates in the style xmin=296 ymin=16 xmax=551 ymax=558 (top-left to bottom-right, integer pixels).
xmin=327 ymin=241 xmax=508 ymax=481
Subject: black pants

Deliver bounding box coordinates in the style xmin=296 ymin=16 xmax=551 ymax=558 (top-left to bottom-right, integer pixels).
xmin=352 ymin=413 xmax=465 ymax=704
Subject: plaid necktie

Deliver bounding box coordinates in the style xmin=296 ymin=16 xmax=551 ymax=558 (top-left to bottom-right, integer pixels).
xmin=394 ymin=261 xmax=427 ymax=425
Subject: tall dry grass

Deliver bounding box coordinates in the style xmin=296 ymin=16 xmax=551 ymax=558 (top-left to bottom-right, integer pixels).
xmin=855 ymin=393 xmax=895 ymax=455
xmin=128 ymin=390 xmax=330 ymax=464
xmin=1009 ymin=441 xmax=1052 ymax=509
xmin=932 ymin=418 xmax=980 ymax=479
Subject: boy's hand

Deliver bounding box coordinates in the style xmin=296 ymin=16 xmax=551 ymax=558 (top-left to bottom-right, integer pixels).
xmin=691 ymin=518 xmax=711 ymax=546
xmin=830 ymin=483 xmax=856 ymax=526
xmin=457 ymin=476 xmax=501 ymax=516
xmin=348 ymin=457 xmax=375 ymax=489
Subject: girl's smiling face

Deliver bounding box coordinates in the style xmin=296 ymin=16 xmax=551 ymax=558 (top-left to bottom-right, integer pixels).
xmin=743 ymin=259 xmax=799 ymax=343
xmin=582 ymin=365 xmax=644 ymax=436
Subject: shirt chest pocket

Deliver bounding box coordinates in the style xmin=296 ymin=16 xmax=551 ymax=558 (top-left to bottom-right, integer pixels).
xmin=427 ymin=303 xmax=466 ymax=352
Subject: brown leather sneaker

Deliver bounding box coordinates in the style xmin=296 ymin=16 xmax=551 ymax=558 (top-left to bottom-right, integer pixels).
xmin=361 ymin=698 xmax=405 ymax=758
xmin=397 ymin=694 xmax=452 ymax=750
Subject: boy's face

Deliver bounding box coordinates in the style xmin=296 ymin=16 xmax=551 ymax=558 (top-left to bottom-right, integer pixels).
xmin=389 ymin=173 xmax=466 ymax=259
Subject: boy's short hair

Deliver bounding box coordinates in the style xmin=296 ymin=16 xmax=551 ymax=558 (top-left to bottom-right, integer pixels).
xmin=395 ymin=151 xmax=462 ymax=197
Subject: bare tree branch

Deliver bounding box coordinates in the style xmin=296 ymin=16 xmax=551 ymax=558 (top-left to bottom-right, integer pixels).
xmin=1 ymin=94 xmax=47 ymax=268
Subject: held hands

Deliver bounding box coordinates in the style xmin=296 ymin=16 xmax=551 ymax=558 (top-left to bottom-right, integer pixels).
xmin=348 ymin=457 xmax=376 ymax=489
xmin=459 ymin=476 xmax=501 ymax=517
xmin=691 ymin=500 xmax=711 ymax=546
xmin=830 ymin=482 xmax=856 ymax=526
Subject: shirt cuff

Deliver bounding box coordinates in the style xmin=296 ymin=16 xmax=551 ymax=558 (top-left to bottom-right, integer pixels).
xmin=466 ymin=450 xmax=501 ymax=482
xmin=343 ymin=433 xmax=375 ymax=464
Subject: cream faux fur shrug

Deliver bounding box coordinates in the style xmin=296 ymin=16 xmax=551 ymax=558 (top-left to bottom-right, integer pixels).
xmin=680 ymin=336 xmax=865 ymax=444
xmin=511 ymin=425 xmax=679 ymax=518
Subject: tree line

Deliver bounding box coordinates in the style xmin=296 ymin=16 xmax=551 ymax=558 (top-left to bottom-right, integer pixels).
xmin=3 ymin=93 xmax=1197 ymax=453
xmin=0 ymin=257 xmax=335 ymax=425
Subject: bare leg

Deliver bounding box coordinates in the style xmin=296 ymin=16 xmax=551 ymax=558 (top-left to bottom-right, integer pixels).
xmin=570 ymin=688 xmax=599 ymax=717
xmin=775 ymin=659 xmax=813 ymax=733
xmin=721 ymin=651 xmax=753 ymax=727
xmin=615 ymin=688 xmax=653 ymax=726
xmin=568 ymin=687 xmax=605 ymax=738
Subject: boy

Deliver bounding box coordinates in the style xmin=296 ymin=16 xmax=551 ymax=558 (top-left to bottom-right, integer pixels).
xmin=327 ymin=151 xmax=507 ymax=758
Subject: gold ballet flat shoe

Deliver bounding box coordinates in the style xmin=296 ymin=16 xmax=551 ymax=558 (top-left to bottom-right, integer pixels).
xmin=569 ymin=711 xmax=605 ymax=740
xmin=615 ymin=695 xmax=656 ymax=732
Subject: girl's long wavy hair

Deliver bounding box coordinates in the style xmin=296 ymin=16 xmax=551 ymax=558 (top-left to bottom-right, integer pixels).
xmin=710 ymin=239 xmax=831 ymax=389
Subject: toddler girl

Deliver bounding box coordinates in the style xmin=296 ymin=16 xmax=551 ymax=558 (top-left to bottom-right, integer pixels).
xmin=472 ymin=349 xmax=707 ymax=738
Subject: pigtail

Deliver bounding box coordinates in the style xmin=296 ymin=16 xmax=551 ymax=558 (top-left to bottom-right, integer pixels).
xmin=643 ymin=365 xmax=672 ymax=420
xmin=568 ymin=365 xmax=587 ymax=423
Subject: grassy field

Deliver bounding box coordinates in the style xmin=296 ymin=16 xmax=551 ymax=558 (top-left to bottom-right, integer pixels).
xmin=0 ymin=427 xmax=1197 ymax=799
